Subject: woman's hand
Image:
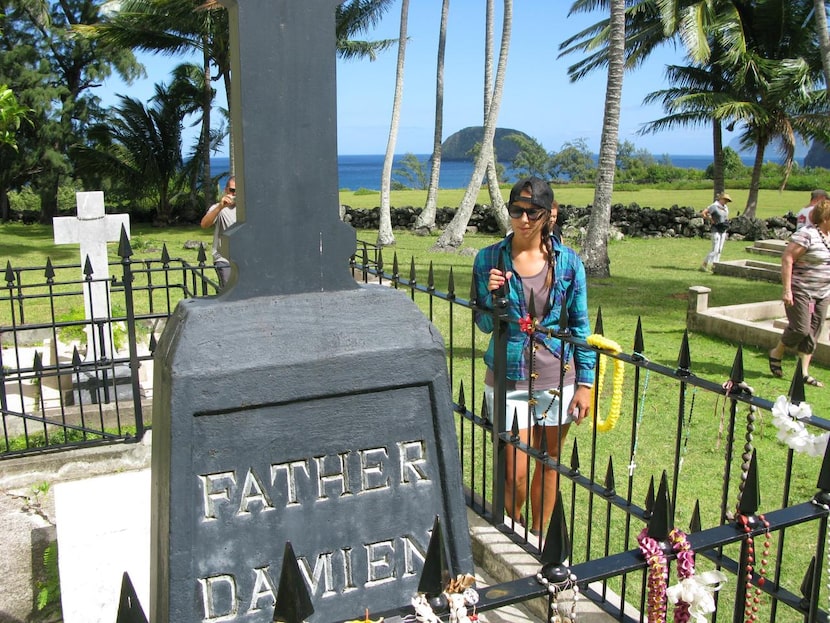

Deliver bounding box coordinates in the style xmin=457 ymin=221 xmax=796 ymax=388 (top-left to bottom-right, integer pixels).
xmin=488 ymin=268 xmax=513 ymax=292
xmin=569 ymin=385 xmax=592 ymax=425
xmin=782 ymin=289 xmax=794 ymax=307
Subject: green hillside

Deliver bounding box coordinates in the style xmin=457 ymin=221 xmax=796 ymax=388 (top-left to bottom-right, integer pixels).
xmin=441 ymin=126 xmax=532 ymax=161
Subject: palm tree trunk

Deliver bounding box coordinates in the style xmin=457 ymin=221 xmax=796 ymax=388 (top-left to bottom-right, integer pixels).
xmin=378 ymin=0 xmax=409 ymax=247
xmin=745 ymin=140 xmax=767 ymax=219
xmin=433 ymin=0 xmax=511 ymax=251
xmin=712 ymin=119 xmax=724 ymax=198
xmin=482 ymin=0 xmax=506 ymax=233
xmin=815 ymin=0 xmax=830 ymax=98
xmin=416 ymin=0 xmax=450 ymax=234
xmin=223 ymin=67 xmax=234 ymax=175
xmin=201 ymin=42 xmax=213 ymax=203
xmin=581 ymin=0 xmax=624 ymax=278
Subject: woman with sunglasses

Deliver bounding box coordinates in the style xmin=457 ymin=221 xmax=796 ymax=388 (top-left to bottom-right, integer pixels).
xmin=201 ymin=176 xmax=237 ymax=289
xmin=473 ymin=176 xmax=596 ymax=538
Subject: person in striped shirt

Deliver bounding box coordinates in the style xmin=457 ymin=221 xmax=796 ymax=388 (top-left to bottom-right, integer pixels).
xmin=769 ymin=198 xmax=830 ymax=387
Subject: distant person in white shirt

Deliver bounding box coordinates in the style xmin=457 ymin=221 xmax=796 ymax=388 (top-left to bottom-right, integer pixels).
xmin=795 ymin=189 xmax=828 ymax=230
xmin=700 ymin=192 xmax=732 ymax=271
xmin=201 ymin=176 xmax=237 ymax=289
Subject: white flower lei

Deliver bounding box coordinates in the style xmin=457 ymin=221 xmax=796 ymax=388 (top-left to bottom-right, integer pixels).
xmin=770 ymin=396 xmax=829 ymax=457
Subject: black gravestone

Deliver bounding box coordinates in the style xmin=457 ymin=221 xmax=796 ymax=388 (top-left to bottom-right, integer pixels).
xmin=149 ymin=2 xmax=472 ymax=622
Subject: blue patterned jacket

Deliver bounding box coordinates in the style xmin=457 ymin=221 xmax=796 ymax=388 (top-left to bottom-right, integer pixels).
xmin=472 ymin=233 xmax=596 ymax=386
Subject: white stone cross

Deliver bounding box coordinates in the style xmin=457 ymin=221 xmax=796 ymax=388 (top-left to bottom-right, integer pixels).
xmin=53 ymin=191 xmax=130 ymax=360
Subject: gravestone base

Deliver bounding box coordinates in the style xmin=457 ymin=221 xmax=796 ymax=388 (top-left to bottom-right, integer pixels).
xmin=64 ymin=364 xmax=134 ymax=406
xmin=151 ymin=285 xmax=472 ymax=623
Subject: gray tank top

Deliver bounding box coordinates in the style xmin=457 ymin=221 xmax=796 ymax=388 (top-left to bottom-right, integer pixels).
xmin=486 ymin=264 xmax=576 ymax=390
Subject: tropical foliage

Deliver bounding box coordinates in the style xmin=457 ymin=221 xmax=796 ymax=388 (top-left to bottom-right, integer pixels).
xmin=0 ymin=0 xmax=396 ymax=225
xmin=0 ymin=0 xmax=143 ymax=223
xmin=0 ymin=85 xmax=30 ymax=150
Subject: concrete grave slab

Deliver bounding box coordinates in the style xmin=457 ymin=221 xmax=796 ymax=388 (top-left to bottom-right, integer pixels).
xmin=54 ymin=469 xmax=150 ymax=623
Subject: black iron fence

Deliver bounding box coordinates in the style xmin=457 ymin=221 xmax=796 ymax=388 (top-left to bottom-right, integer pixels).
xmin=4 ymin=236 xmax=830 ymax=622
xmin=353 ymin=243 xmax=830 ymax=623
xmin=1 ymin=231 xmax=220 ymax=456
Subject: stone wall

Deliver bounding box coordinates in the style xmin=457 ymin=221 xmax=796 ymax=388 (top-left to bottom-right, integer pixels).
xmin=341 ymin=203 xmax=797 ymax=241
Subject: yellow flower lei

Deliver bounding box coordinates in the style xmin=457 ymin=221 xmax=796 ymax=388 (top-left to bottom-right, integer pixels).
xmin=586 ymin=334 xmax=625 ymax=432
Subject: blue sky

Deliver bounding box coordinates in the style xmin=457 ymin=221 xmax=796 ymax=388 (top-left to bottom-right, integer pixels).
xmin=98 ymin=2 xmax=720 ymax=158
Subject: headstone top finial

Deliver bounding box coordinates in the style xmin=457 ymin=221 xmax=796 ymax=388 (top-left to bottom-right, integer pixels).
xmin=219 ymin=0 xmax=356 ymax=299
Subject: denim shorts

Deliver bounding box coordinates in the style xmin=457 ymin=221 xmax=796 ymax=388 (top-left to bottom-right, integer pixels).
xmin=484 ymin=384 xmax=576 ymax=430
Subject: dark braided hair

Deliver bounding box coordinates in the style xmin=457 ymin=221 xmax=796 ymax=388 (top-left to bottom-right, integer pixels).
xmin=539 ymin=200 xmax=557 ymax=290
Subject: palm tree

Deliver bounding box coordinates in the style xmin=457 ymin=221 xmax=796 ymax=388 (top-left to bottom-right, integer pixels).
xmin=580 ymin=0 xmax=625 ymax=278
xmin=433 ymin=0 xmax=512 ymax=251
xmin=816 ymin=0 xmax=830 ymax=97
xmin=73 ymin=82 xmax=189 ymax=224
xmin=336 ymin=0 xmax=398 ymax=60
xmin=378 ymin=0 xmax=410 ymax=247
xmin=414 ymin=0 xmax=450 ymax=234
xmin=483 ymin=0 xmax=508 ymax=235
xmin=640 ymin=61 xmax=733 ymax=196
xmin=78 ymin=0 xmax=228 ymax=203
xmin=84 ymin=0 xmax=397 ymax=204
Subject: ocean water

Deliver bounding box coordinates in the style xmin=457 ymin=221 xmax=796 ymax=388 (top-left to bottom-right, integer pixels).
xmin=210 ymin=153 xmax=754 ymax=191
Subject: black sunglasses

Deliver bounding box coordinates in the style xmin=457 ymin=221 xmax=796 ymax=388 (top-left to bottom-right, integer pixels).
xmin=507 ymin=205 xmax=547 ymax=221
xmin=228 ymin=187 xmax=236 ymax=193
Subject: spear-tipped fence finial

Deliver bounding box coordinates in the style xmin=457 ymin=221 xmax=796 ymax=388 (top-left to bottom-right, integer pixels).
xmin=480 ymin=394 xmax=490 ymax=424
xmin=539 ymin=491 xmax=572 ymax=583
xmin=510 ymin=407 xmax=520 ymax=440
xmin=447 ymin=266 xmax=456 ymax=299
xmin=569 ymin=438 xmax=580 ymax=476
xmin=643 ymin=475 xmax=655 ymax=519
xmin=115 ymin=571 xmax=148 ymax=623
xmin=418 ymin=515 xmax=451 ymax=612
xmin=789 ymin=366 xmax=806 ymax=406
xmin=83 ymin=256 xmax=94 ymax=279
xmin=594 ymin=307 xmax=604 ymax=335
xmin=647 ymin=472 xmax=672 ymax=542
xmin=4 ymin=260 xmax=14 ymax=285
xmin=603 ymin=457 xmax=616 ymax=497
xmin=117 ymin=225 xmax=132 ymax=259
xmin=737 ymin=449 xmax=760 ymax=516
xmin=632 ymin=317 xmax=644 ymax=361
xmin=729 ymin=345 xmax=744 ymax=386
xmin=528 ymin=288 xmax=537 ymax=318
xmin=676 ymin=330 xmax=691 ymax=377
xmin=689 ymin=500 xmax=702 ymax=533
xmin=457 ymin=380 xmax=466 ymax=412
xmin=273 ymin=542 xmax=314 ymax=623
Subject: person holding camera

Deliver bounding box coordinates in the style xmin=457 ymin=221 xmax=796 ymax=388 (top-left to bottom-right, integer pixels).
xmin=473 ymin=176 xmax=595 ymax=538
xmin=201 ymin=176 xmax=237 ymax=289
xmin=700 ymin=192 xmax=732 ymax=272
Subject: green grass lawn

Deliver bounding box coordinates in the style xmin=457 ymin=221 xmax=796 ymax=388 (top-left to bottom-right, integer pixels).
xmin=338 ymin=186 xmax=811 ymax=220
